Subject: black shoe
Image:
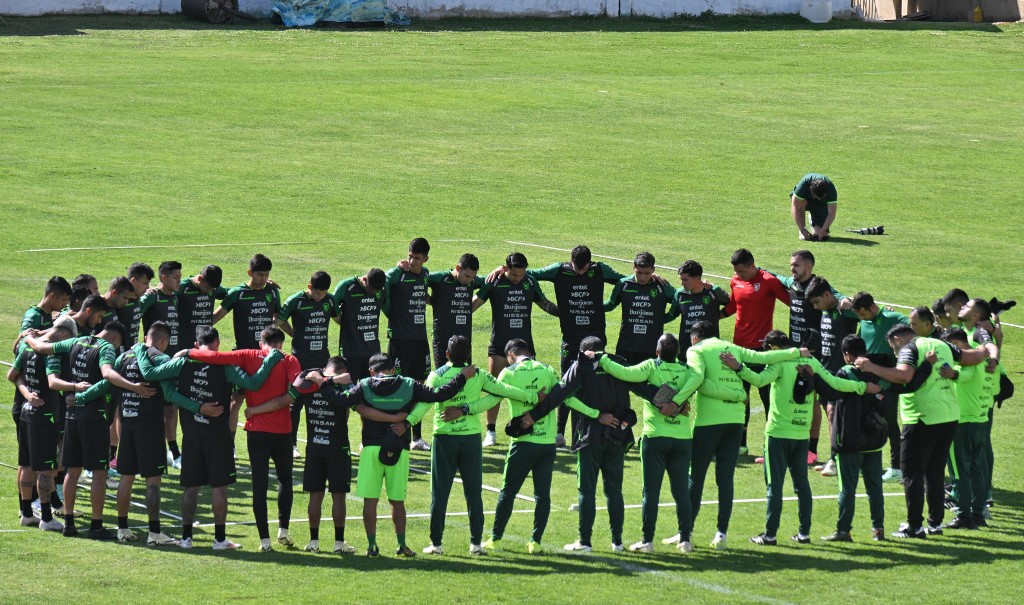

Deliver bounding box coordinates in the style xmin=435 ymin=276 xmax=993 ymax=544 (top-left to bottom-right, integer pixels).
xmin=891 ymin=525 xmax=926 ymax=539
xmin=944 ymin=517 xmax=978 ymax=530
xmin=871 ymin=528 xmax=886 ymax=541
xmin=925 ymin=525 xmax=944 ymax=536
xmin=88 ymin=527 xmax=116 ymax=540
xmin=972 ymin=516 xmax=989 ymax=528
xmin=749 ymin=533 xmax=777 ymax=546
xmin=62 ymin=525 xmax=78 ymax=538
xmin=366 ymin=545 xmax=379 ymax=558
xmin=821 ymin=531 xmax=853 ymax=542
xmin=791 ymin=534 xmax=811 ymax=544
xmin=395 ymin=545 xmax=416 ymax=558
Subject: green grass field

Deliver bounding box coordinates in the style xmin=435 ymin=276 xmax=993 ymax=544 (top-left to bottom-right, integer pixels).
xmin=1 ymin=13 xmax=1023 ymax=604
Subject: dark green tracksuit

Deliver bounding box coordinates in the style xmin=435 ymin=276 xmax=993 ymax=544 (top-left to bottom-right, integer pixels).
xmin=640 ymin=436 xmax=691 ymax=543
xmin=429 ymin=434 xmax=484 ymax=545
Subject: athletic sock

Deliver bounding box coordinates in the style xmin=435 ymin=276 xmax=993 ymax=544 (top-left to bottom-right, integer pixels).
xmin=310 ymin=527 xmax=319 ymax=541
xmin=109 ymin=445 xmax=118 ymax=461
xmin=91 ymin=519 xmax=103 ymax=531
xmin=809 ymin=438 xmax=819 ymax=455
xmin=335 ymin=525 xmax=345 ymax=543
xmin=118 ymin=516 xmax=129 ymax=530
xmin=215 ymin=524 xmax=226 ymax=542
xmin=486 ymin=423 xmax=496 ymax=432
xmin=20 ymin=499 xmax=32 ymax=518
xmin=149 ymin=519 xmax=160 ymax=534
xmin=367 ymin=534 xmax=377 ymax=548
xmin=50 ymin=490 xmax=62 ymax=509
xmin=57 ymin=470 xmax=66 ymax=484
xmin=397 ymin=533 xmax=406 ymax=548
xmin=182 ymin=525 xmax=194 ymax=540
xmin=41 ymin=502 xmax=53 ymax=523
xmin=168 ymin=441 xmax=181 ymax=460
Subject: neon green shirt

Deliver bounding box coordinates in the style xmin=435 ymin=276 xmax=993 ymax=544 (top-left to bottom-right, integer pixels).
xmin=494 ymin=358 xmax=598 ymax=445
xmin=953 ymin=363 xmax=995 ymax=424
xmin=409 ymin=364 xmax=537 ymax=436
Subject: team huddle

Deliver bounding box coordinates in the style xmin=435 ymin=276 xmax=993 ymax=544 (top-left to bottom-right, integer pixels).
xmin=7 ymin=237 xmax=1014 ymax=557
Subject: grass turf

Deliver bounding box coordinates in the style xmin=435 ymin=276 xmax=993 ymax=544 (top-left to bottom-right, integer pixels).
xmin=1 ymin=13 xmax=1023 ymax=604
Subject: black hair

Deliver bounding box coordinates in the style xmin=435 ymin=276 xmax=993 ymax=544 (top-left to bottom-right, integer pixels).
xmin=570 ymin=245 xmax=592 ymax=268
xmin=368 ymin=353 xmax=395 ymax=373
xmin=504 ymin=338 xmax=531 ymax=357
xmin=409 ymin=238 xmax=430 ymax=256
xmin=944 ymin=327 xmax=969 ymax=344
xmin=690 ymin=320 xmax=716 ymax=341
xmin=249 ymin=254 xmax=272 ymax=273
xmin=201 ymin=265 xmax=223 ymax=289
xmin=73 ymin=274 xmax=96 ymax=289
xmin=310 ymin=271 xmax=332 ymax=292
xmin=763 ymin=330 xmax=792 ymax=349
xmin=809 ymin=178 xmax=828 ymax=200
xmin=911 ymin=306 xmax=934 ymax=324
xmin=968 ymin=298 xmax=992 ymax=321
xmin=447 ymin=335 xmax=472 ymax=365
xmin=840 ymin=334 xmax=867 ymax=357
xmin=326 ymin=355 xmax=349 ymax=374
xmin=147 ymin=320 xmax=172 ymax=342
xmin=458 ymin=253 xmax=480 ymax=272
xmin=109 ymin=276 xmax=134 ymax=295
xmin=634 ymin=251 xmax=655 ymax=268
xmin=943 ymin=288 xmax=969 ymax=309
xmin=579 ymin=336 xmax=603 ymax=353
xmin=851 ymin=291 xmax=875 ymax=311
xmin=805 ymin=276 xmax=831 ymax=300
xmin=506 ymin=252 xmax=528 ymax=269
xmin=260 ymin=325 xmax=286 ymax=347
xmin=886 ymin=324 xmax=914 ymax=342
xmin=792 ymin=249 xmax=815 ymax=265
xmin=730 ymin=248 xmax=754 ymax=267
xmin=45 ymin=276 xmax=73 ymax=297
xmin=931 ymin=299 xmax=948 ymax=318
xmin=196 ymin=325 xmax=219 ymax=346
xmin=100 ymin=321 xmax=128 ymax=346
xmin=366 ymin=268 xmax=387 ymax=291
xmin=657 ymin=334 xmax=679 ymax=363
xmin=70 ymin=287 xmax=91 ymax=310
xmin=678 ymin=260 xmax=702 ymax=278
xmin=81 ymin=294 xmax=111 ymax=313
xmin=127 ymin=262 xmax=154 ymax=281
xmin=158 ymin=261 xmax=182 ymax=276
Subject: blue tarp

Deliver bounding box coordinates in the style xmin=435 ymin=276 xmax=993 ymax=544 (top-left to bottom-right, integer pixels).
xmin=273 ymin=0 xmax=411 ymax=27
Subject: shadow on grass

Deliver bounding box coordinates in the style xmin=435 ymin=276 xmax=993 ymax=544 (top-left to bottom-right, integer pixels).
xmin=0 ymin=14 xmax=1011 ymax=38
xmin=822 ymin=235 xmax=881 ymax=247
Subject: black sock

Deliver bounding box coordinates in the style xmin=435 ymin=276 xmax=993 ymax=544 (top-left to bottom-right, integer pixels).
xmin=182 ymin=525 xmax=193 ymax=540
xmin=809 ymin=438 xmax=819 ymax=455
xmin=149 ymin=519 xmax=160 ymax=534
xmin=91 ymin=519 xmax=103 ymax=531
xmin=20 ymin=499 xmax=32 ymax=518
xmin=50 ymin=490 xmax=62 ymax=509
xmin=168 ymin=441 xmax=181 ymax=459
xmin=215 ymin=524 xmax=226 ymax=542
xmin=335 ymin=525 xmax=345 ymax=543
xmin=310 ymin=527 xmax=319 ymax=541
xmin=486 ymin=423 xmax=496 ymax=432
xmin=118 ymin=516 xmax=129 ymax=529
xmin=41 ymin=502 xmax=53 ymax=523
xmin=57 ymin=470 xmax=66 ymax=485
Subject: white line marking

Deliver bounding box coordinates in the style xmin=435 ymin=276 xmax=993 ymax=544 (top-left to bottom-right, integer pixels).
xmin=504 ymin=240 xmax=1024 ymax=330
xmin=20 ymin=239 xmax=481 ymax=253
xmin=408 ymin=465 xmax=535 ymax=502
xmin=595 ymin=491 xmax=905 ymax=512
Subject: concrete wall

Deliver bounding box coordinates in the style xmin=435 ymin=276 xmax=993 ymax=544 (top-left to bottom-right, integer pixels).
xmin=852 ymin=0 xmax=1023 ymax=20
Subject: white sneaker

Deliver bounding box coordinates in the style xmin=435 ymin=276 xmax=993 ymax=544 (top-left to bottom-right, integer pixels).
xmin=305 ymin=539 xmax=320 ymax=553
xmin=178 ymin=537 xmax=193 ymax=549
xmin=423 ymin=543 xmax=443 ymax=555
xmin=277 ymin=528 xmax=295 ymax=547
xmin=678 ymin=541 xmax=694 ymax=553
xmin=661 ymin=533 xmax=681 ymax=545
xmin=611 ymin=542 xmax=624 ymax=552
xmin=411 ymin=439 xmax=431 ymax=452
xmin=260 ymin=538 xmax=273 ymax=552
xmin=39 ymin=518 xmax=64 ymax=532
xmin=117 ymin=528 xmax=137 ymax=543
xmin=711 ymin=532 xmax=727 ymax=550
xmin=629 ymin=540 xmax=653 ymax=553
xmin=469 ymin=543 xmax=486 ymax=556
xmin=213 ymin=539 xmax=242 ymax=551
xmin=83 ymin=470 xmax=93 ymax=482
xmin=881 ymin=468 xmax=903 ymax=483
xmin=292 ymin=446 xmax=301 ymax=459
xmin=820 ymin=459 xmax=838 ymax=477
xmin=19 ymin=515 xmax=40 ymax=527
xmin=563 ymin=540 xmax=592 ymax=553
xmin=482 ymin=431 xmax=498 ymax=447
xmin=333 ymin=541 xmax=356 ymax=554
xmin=555 ymin=434 xmax=566 ymax=448
xmin=148 ymin=532 xmax=180 ymax=548
xmin=171 ymin=456 xmax=182 ymax=470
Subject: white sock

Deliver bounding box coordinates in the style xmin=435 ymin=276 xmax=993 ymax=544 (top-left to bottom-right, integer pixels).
xmin=261 ymin=538 xmax=272 ymax=549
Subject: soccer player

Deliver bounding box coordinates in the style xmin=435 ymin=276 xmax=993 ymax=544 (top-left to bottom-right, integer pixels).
xmin=333 ymin=268 xmax=387 ymax=381
xmin=66 ymin=294 xmax=111 ymax=337
xmin=603 ymin=251 xmax=678 ymax=365
xmin=427 ymin=254 xmax=485 ymax=369
xmin=348 ymin=352 xmax=472 ymax=557
xmin=474 ymin=252 xmax=558 ymax=447
xmin=854 ymin=325 xmax=990 ymax=538
xmin=139 ymin=260 xmax=185 ymax=468
xmin=20 ymin=276 xmax=71 ymax=333
xmin=97 ymin=277 xmax=137 ymax=338
xmin=910 ymin=306 xmax=944 ymax=339
xmin=679 ymin=321 xmax=808 ymax=549
xmin=408 ymin=335 xmax=538 ymax=555
xmin=25 ymin=322 xmax=153 ymax=539
xmin=790 ymin=173 xmax=838 ymax=241
xmin=596 ymin=334 xmax=745 ymax=553
xmin=116 ymin=262 xmax=154 ymax=349
xmin=277 ymin=271 xmax=338 ymax=457
xmin=73 ymin=274 xmax=99 ymax=296
xmin=382 ymin=238 xmax=433 ymax=450
xmin=215 ymin=254 xmax=282 ymax=351
xmin=722 ymin=331 xmax=874 ymax=546
xmin=482 ymin=339 xmax=599 ymax=554
xmin=181 ymin=326 xmax=307 ymax=551
xmin=851 ymin=291 xmax=910 ymax=483
xmin=722 ymin=248 xmax=791 ymax=455
xmin=931 ymin=299 xmax=954 ymax=331
xmin=674 ymin=260 xmax=729 ymax=357
xmin=177 ymin=265 xmax=227 ymax=357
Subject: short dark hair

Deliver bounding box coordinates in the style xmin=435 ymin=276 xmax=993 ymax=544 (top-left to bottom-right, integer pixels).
xmin=969 ymin=298 xmax=992 ymax=321
xmin=368 ymin=353 xmax=395 ymax=373
xmin=792 ymin=249 xmax=815 ymax=265
xmin=196 ymin=325 xmax=219 ymax=346
xmin=690 ymin=320 xmax=716 ymax=341
xmin=805 ymin=276 xmax=831 ymax=300
xmin=310 ymin=271 xmax=332 ymax=291
xmin=809 ymin=178 xmax=828 ymax=200
xmin=260 ymin=325 xmax=286 ymax=347
xmin=943 ymin=288 xmax=969 ymax=309
xmin=409 ymin=238 xmax=430 ymax=256
xmin=944 ymin=327 xmax=969 ymax=344
xmin=657 ymin=334 xmax=679 ymax=363
xmin=127 ymin=262 xmax=154 ymax=281
xmin=447 ymin=335 xmax=471 ymax=365
xmin=45 ymin=276 xmax=73 ymax=297
xmin=886 ymin=324 xmax=914 ymax=342
xmin=81 ymin=294 xmax=110 ymax=313
xmin=763 ymin=330 xmax=792 ymax=349
xmin=678 ymin=260 xmax=702 ymax=278
xmin=570 ymin=245 xmax=592 ymax=269
xmin=730 ymin=248 xmax=754 ymax=267
xmin=931 ymin=299 xmax=948 ymax=318
xmin=249 ymin=254 xmax=272 ymax=273
xmin=911 ymin=306 xmax=934 ymax=324
xmin=109 ymin=276 xmax=134 ymax=295
xmin=851 ymin=291 xmax=875 ymax=311
xmin=100 ymin=321 xmax=128 ymax=346
xmin=70 ymin=287 xmax=91 ymax=310
xmin=840 ymin=334 xmax=867 ymax=357
xmin=200 ymin=265 xmax=223 ymax=289
xmin=73 ymin=274 xmax=96 ymax=289
xmin=458 ymin=253 xmax=480 ymax=272
xmin=366 ymin=268 xmax=387 ymax=291
xmin=147 ymin=320 xmax=172 ymax=342
xmin=326 ymin=355 xmax=349 ymax=374
xmin=634 ymin=251 xmax=655 ymax=269
xmin=579 ymin=336 xmax=603 ymax=353
xmin=158 ymin=261 xmax=182 ymax=276
xmin=504 ymin=338 xmax=531 ymax=357
xmin=506 ymin=252 xmax=528 ymax=269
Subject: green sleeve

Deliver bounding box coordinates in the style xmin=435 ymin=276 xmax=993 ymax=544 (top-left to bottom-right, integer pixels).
xmin=600 ymin=262 xmax=627 ymax=284
xmin=427 ymin=271 xmax=448 ymax=285
xmin=45 ymin=355 xmax=62 ymax=376
xmin=841 ymin=308 xmax=859 ymax=320
xmin=467 ymin=394 xmax=502 ymax=415
xmin=476 ymin=281 xmax=493 ymax=302
xmin=479 ymin=372 xmax=537 ymax=403
xmin=12 ymin=348 xmax=28 ymax=372
xmin=136 ymin=345 xmax=185 ymax=381
xmin=697 ymin=374 xmax=745 ymax=402
xmin=738 ymin=362 xmax=782 ymax=389
xmin=672 ymin=348 xmax=706 ymax=403
xmin=712 ymin=285 xmax=730 ymax=304
xmin=527 ymin=262 xmax=561 ymax=282
xmin=229 ymin=352 xmax=280 ymax=391
xmin=75 ymin=380 xmax=111 ymax=405
xmin=603 ymin=280 xmax=624 ymax=312
xmin=214 ymin=286 xmax=228 ymax=300
xmin=766 ymin=269 xmax=794 ymax=289
xmin=381 ymin=268 xmax=403 ymax=316
xmin=738 ymin=347 xmax=800 ymax=365
xmin=405 ymin=402 xmax=433 ymax=426
xmin=51 ymin=338 xmax=78 ymax=355
xmin=811 ymin=358 xmax=867 ymax=394
xmin=160 ymin=380 xmax=201 ymax=414
xmin=598 ymin=356 xmax=653 ymax=384
xmin=533 ymin=280 xmax=550 ymax=302
xmin=278 ymin=292 xmax=301 ymax=322
xmin=98 ymin=342 xmax=117 ymax=368
xmin=220 ymin=287 xmax=241 ymax=311
xmin=663 ymin=285 xmax=681 ymax=323
xmin=566 ymin=396 xmax=600 ymax=419
xmin=471 ymin=275 xmax=485 ymax=290
xmin=137 ymin=291 xmax=156 ymax=313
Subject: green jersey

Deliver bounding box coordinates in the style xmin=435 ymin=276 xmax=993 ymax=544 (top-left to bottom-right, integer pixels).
xmin=279 ymin=291 xmax=337 ymax=368
xmin=409 ymin=364 xmax=536 ymax=436
xmin=221 ymin=283 xmax=282 ymax=350
xmin=383 ymin=266 xmax=429 ymax=341
xmin=333 ymin=276 xmax=383 ymax=358
xmin=21 ymin=305 xmax=53 ymax=332
xmin=604 ymin=277 xmax=678 ymax=356
xmin=494 ymin=358 xmax=598 ymax=445
xmin=47 ymin=335 xmax=118 ymax=421
xmin=177 ymin=277 xmax=227 ymax=353
xmin=858 ymin=309 xmax=909 ymax=364
xmin=791 ymin=173 xmax=837 ymax=204
xmin=953 ymin=362 xmax=995 ymax=424
xmin=427 ymin=271 xmax=485 ymax=347
xmin=115 ymin=298 xmax=143 ymax=349
xmin=674 ymin=286 xmax=729 ymax=356
xmin=139 ymin=289 xmax=181 ymax=353
xmin=896 ymin=337 xmax=963 ymax=425
xmin=530 ymin=261 xmax=625 ymax=339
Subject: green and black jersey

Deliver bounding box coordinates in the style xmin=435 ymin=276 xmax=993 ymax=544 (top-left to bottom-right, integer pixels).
xmin=896 ymin=337 xmax=963 ymax=425
xmin=476 ymin=274 xmax=550 ymax=355
xmin=45 ymin=335 xmax=117 ymax=421
xmin=115 ymin=299 xmax=143 ymax=349
xmin=112 ymin=347 xmax=168 ymax=428
xmin=819 ymin=308 xmax=860 ymax=374
xmin=177 ymin=277 xmax=227 ymax=352
xmin=140 ymin=289 xmax=181 ymax=353
xmin=604 ymin=277 xmax=678 ymax=355
xmin=428 ymin=271 xmax=485 ymax=346
xmin=530 ymin=261 xmax=625 ymax=339
xmin=674 ymin=286 xmax=729 ymax=355
xmin=333 ymin=276 xmax=383 ymax=359
xmin=383 ymin=266 xmax=429 ymax=341
xmin=12 ymin=342 xmax=59 ymax=424
xmin=221 ymin=283 xmax=282 ymax=350
xmin=859 ymin=309 xmax=909 ymax=366
xmin=21 ymin=305 xmax=53 ymax=332
xmin=279 ymin=291 xmax=337 ymax=368
xmin=303 ymin=380 xmax=353 ymax=452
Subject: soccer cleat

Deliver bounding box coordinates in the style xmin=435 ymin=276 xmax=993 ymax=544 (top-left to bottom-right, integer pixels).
xmin=871 ymin=528 xmax=886 ymax=541
xmin=117 ymin=528 xmax=138 ymax=543
xmin=527 ymin=541 xmax=543 ymax=554
xmin=710 ymin=532 xmax=727 ymax=550
xmin=554 ymin=434 xmax=566 ymax=448
xmin=944 ymin=517 xmax=978 ymax=530
xmin=972 ymin=516 xmax=989 ymax=528
xmin=423 ymin=543 xmax=443 ymax=555
xmin=88 ymin=527 xmax=117 ymax=541
xmin=981 ymin=506 xmax=992 ymax=521
xmin=820 ymin=460 xmax=837 ymax=477
xmin=791 ymin=534 xmax=811 ymax=544
xmin=62 ymin=524 xmax=78 ymax=538
xmin=105 ymin=476 xmax=120 ymax=490
xmin=482 ymin=431 xmax=498 ymax=447
xmin=563 ymin=540 xmax=592 ymax=553
xmin=39 ymin=518 xmax=64 ymax=533
xmin=83 ymin=470 xmax=93 ymax=483
xmin=754 ymin=457 xmax=765 ymax=464
xmin=881 ymin=468 xmax=903 ymax=483
xmin=277 ymin=528 xmax=295 ymax=547
xmin=178 ymin=537 xmax=194 ymax=550
xmin=20 ymin=515 xmax=40 ymax=527
xmin=629 ymin=541 xmax=653 ymax=553
xmin=212 ymin=539 xmax=242 ymax=551
xmin=925 ymin=525 xmax=944 ymax=536
xmin=806 ymin=452 xmax=818 ymax=465
xmin=610 ymin=542 xmax=624 ymax=552
xmin=891 ymin=524 xmax=926 ymax=539
xmin=813 ymin=464 xmax=826 ymax=472
xmin=333 ymin=541 xmax=357 ymax=554
xmin=738 ymin=446 xmax=748 ymax=456
xmin=678 ymin=541 xmax=694 ymax=553
xmin=821 ymin=530 xmax=852 ymax=542
xmin=396 ymin=545 xmax=417 ymax=557
xmin=293 ymin=446 xmax=301 ymax=459
xmin=469 ymin=543 xmax=486 ymax=556
xmin=410 ymin=439 xmax=431 ymax=452
xmin=52 ymin=505 xmax=66 ymax=517
xmin=166 ymin=451 xmax=175 ymax=468
xmin=260 ymin=538 xmax=273 ymax=552
xmin=482 ymin=538 xmax=501 ymax=551
xmin=661 ymin=533 xmax=681 ymax=545
xmin=305 ymin=540 xmax=321 ymax=552
xmin=366 ymin=545 xmax=380 ymax=557
xmin=750 ymin=533 xmax=777 ymax=546
xmin=148 ymin=532 xmax=179 ymax=546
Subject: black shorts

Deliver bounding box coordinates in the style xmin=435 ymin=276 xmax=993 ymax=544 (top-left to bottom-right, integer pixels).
xmin=117 ymin=424 xmax=167 ymax=478
xmin=18 ymin=420 xmax=59 ymax=472
xmin=302 ymin=448 xmax=352 ymax=493
xmin=346 ymin=356 xmax=370 ymax=381
xmin=62 ymin=416 xmax=109 ymax=471
xmin=616 ymin=349 xmax=652 ymax=367
xmin=488 ymin=337 xmax=535 ymax=359
xmin=432 ymin=337 xmax=472 ymax=370
xmin=181 ymin=430 xmax=236 ymax=488
xmin=388 ymin=338 xmax=430 ymax=381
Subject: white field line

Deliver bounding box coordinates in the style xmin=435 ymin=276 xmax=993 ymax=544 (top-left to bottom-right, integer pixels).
xmin=20 ymin=239 xmax=481 ymax=253
xmin=593 ymin=491 xmax=905 ymax=512
xmin=408 ymin=464 xmax=536 ymax=502
xmin=504 ymin=240 xmax=1024 ymax=330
